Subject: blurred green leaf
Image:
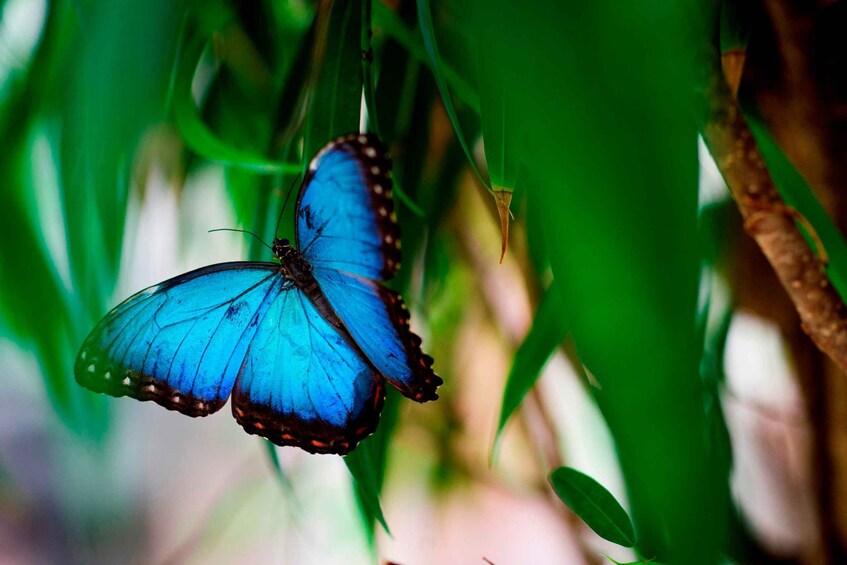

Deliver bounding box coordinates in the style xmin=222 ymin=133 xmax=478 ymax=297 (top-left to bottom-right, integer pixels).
xmin=498 ymin=1 xmax=729 ymax=560
xmin=361 ymin=0 xmax=381 ymax=137
xmin=550 ymin=467 xmax=635 ymax=548
xmin=605 ymin=559 xmax=668 ymax=565
xmin=416 ymin=0 xmax=488 ymax=191
xmin=170 ymin=18 xmax=300 ymax=174
xmin=58 ymin=0 xmax=185 ymax=319
xmin=303 ymin=0 xmax=363 ymax=160
xmin=492 ymin=283 xmax=567 ymax=459
xmin=263 ymin=440 xmax=296 ymax=495
xmin=720 ymin=0 xmax=751 ymax=52
xmin=344 ymin=434 xmax=391 ymax=537
xmin=474 ymin=12 xmax=521 ymax=192
xmin=0 ymin=0 xmax=108 ymax=434
xmin=372 ymin=0 xmax=478 ymax=113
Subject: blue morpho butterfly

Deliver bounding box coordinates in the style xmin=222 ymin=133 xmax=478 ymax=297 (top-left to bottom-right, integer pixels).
xmin=75 ymin=134 xmax=441 ymax=454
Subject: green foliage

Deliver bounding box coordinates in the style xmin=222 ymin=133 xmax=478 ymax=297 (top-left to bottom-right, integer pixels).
xmin=416 ymin=0 xmax=488 ymax=191
xmin=550 ymin=467 xmax=636 ymax=548
xmin=2 ymin=0 xmax=824 ymax=561
xmin=492 ymin=283 xmax=567 ymax=458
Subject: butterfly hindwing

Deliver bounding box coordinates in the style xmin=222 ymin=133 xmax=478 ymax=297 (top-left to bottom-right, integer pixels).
xmin=75 ymin=263 xmax=280 ymax=416
xmin=296 ymin=134 xmax=401 ymax=281
xmin=312 ymin=267 xmax=441 ymax=402
xmin=232 ymin=284 xmax=384 ymax=454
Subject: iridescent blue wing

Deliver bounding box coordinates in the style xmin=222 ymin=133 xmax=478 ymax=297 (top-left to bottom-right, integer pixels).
xmin=75 ymin=263 xmax=280 ymax=416
xmin=296 ymin=134 xmax=401 ymax=281
xmin=312 ymin=267 xmax=441 ymax=402
xmin=232 ymin=285 xmax=384 ymax=454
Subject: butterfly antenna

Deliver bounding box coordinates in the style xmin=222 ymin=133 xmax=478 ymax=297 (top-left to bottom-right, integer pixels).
xmin=274 ymin=174 xmax=302 ymax=238
xmin=208 ymin=228 xmax=273 ymax=251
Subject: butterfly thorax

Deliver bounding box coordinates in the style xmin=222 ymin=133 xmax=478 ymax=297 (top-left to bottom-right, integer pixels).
xmin=274 ymin=238 xmax=313 ymax=285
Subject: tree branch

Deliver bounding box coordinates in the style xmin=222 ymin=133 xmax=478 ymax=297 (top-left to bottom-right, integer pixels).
xmin=700 ymin=60 xmax=847 ymax=374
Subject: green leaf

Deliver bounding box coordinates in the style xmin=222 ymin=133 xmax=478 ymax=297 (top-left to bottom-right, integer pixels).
xmin=474 ymin=10 xmax=521 ymax=191
xmin=415 ymin=0 xmax=488 ymax=191
xmin=170 ymin=21 xmax=300 ymax=175
xmin=549 ymin=467 xmax=635 ymax=548
xmin=361 ymin=0 xmax=381 ymax=137
xmin=372 ymin=1 xmax=478 ymax=113
xmin=604 ymin=558 xmax=668 ymax=565
xmin=506 ymin=1 xmax=728 ymax=559
xmin=344 ymin=436 xmax=391 ymax=537
xmin=303 ymin=0 xmax=363 ymax=160
xmin=263 ymin=441 xmax=296 ymax=495
xmin=491 ymin=284 xmax=567 ymax=460
xmin=742 ymin=107 xmax=847 ymax=304
xmin=720 ymin=0 xmax=751 ymax=52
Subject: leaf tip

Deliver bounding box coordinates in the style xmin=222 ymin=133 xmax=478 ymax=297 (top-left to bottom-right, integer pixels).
xmin=494 ymin=188 xmax=513 ymax=263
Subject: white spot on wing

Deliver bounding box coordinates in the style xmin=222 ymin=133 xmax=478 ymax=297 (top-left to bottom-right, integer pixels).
xmin=364 ymin=147 xmax=377 ymax=158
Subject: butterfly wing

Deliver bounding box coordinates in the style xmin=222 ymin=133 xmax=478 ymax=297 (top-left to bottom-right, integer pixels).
xmin=296 ymin=134 xmax=400 ymax=281
xmin=312 ymin=267 xmax=441 ymax=402
xmin=75 ymin=263 xmax=281 ymax=416
xmin=231 ymin=284 xmax=384 ymax=455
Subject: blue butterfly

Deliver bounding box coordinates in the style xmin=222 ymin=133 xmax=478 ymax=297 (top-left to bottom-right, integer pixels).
xmin=75 ymin=134 xmax=441 ymax=454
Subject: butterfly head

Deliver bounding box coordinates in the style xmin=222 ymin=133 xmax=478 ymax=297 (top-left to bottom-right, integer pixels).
xmin=272 ymin=237 xmax=292 ymax=260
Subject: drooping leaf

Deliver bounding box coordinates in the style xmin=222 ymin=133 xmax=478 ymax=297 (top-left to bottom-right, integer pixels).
xmin=344 ymin=432 xmax=391 ymax=538
xmin=170 ymin=17 xmax=300 ymax=175
xmin=361 ymin=0 xmax=381 ymax=137
xmin=372 ymin=0 xmax=478 ymax=113
xmin=491 ymin=283 xmax=567 ymax=460
xmin=415 ymin=0 xmax=488 ymax=192
xmin=472 ymin=2 xmax=524 ymax=261
xmin=550 ymin=467 xmax=635 ymax=548
xmin=303 ymin=0 xmax=363 ymax=160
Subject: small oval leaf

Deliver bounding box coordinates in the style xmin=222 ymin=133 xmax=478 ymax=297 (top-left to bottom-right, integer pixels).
xmin=549 ymin=467 xmax=635 ymax=547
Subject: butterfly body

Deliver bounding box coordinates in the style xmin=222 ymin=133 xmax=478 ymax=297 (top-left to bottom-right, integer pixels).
xmin=75 ymin=134 xmax=441 ymax=454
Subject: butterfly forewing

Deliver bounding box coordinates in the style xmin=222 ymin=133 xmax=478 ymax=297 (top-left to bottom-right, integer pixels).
xmin=296 ymin=134 xmax=401 ymax=281
xmin=75 ymin=263 xmax=280 ymax=416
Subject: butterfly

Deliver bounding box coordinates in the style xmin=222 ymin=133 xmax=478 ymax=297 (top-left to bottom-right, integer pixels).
xmin=75 ymin=133 xmax=441 ymax=455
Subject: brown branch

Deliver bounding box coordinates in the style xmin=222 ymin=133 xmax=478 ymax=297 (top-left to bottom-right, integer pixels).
xmin=700 ymin=62 xmax=847 ymax=375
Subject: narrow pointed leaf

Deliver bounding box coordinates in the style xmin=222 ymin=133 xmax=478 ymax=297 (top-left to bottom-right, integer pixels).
xmin=416 ymin=0 xmax=488 ymax=191
xmin=344 ymin=437 xmax=391 ymax=537
xmin=372 ymin=1 xmax=478 ymax=113
xmin=303 ymin=0 xmax=363 ymax=160
xmin=492 ymin=283 xmax=567 ymax=458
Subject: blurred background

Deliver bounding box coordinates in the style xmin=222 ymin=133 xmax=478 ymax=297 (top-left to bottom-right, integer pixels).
xmin=2 ymin=0 xmax=847 ymax=563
